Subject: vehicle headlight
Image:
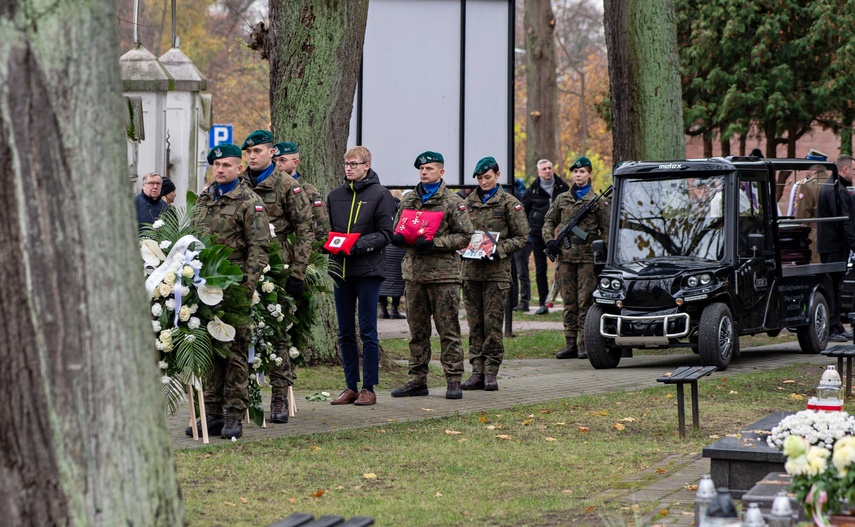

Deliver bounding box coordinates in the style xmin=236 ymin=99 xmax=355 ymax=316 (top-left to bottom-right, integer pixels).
xmin=600 ymin=278 xmax=611 ymax=289
xmin=610 ymin=279 xmax=622 ymax=290
xmin=687 ymin=276 xmax=699 ymax=287
xmin=699 ymin=274 xmax=712 ymax=286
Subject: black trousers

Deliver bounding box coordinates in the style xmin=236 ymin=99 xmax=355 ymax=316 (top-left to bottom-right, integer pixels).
xmin=821 ymin=251 xmax=848 ymax=333
xmin=530 ymin=234 xmax=550 ymax=307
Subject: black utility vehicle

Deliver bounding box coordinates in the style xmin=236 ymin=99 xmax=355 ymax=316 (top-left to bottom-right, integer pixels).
xmin=586 ymin=157 xmax=846 ymax=370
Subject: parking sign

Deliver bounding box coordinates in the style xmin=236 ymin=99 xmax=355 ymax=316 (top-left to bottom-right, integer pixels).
xmin=209 ymin=124 xmax=233 ymax=148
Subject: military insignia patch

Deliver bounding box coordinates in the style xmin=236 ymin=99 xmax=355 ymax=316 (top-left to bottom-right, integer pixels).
xmin=273 ymin=147 xmax=280 ymax=155
xmin=214 ymin=148 xmax=222 ymax=157
xmin=255 ymin=204 xmax=264 ymax=212
xmin=313 ymin=200 xmax=323 ymax=207
xmin=514 ymin=204 xmax=522 ymax=210
xmin=459 ymin=204 xmax=466 ymax=211
xmin=293 ymin=187 xmax=302 ymax=194
xmin=247 ymin=139 xmax=254 ymax=146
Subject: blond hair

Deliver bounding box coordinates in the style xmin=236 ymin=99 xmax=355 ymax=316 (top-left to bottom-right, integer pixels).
xmin=345 ymin=146 xmax=372 ymax=163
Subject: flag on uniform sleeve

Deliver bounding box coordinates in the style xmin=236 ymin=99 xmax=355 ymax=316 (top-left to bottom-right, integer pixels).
xmin=323 ymin=232 xmax=361 ymax=255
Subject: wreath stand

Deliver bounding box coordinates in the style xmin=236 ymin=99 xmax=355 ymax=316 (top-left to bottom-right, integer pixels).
xmin=187 ymin=376 xmax=210 ymax=444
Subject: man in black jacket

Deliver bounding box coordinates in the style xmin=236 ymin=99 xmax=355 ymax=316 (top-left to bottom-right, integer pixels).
xmin=522 ymin=159 xmax=569 ymax=314
xmin=818 ymin=155 xmax=855 ymax=341
xmin=135 ymin=172 xmax=168 ymax=232
xmin=326 ymin=146 xmax=397 ymax=406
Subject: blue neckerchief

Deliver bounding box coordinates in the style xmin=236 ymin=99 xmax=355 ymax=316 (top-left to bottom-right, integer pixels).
xmin=293 ymin=171 xmax=300 ymax=180
xmin=254 ymin=163 xmax=276 ymax=185
xmin=480 ymin=185 xmax=499 ymax=203
xmin=421 ymin=181 xmax=441 ymax=202
xmin=216 ymin=179 xmax=239 ymax=200
xmin=575 ymin=184 xmax=591 ymax=199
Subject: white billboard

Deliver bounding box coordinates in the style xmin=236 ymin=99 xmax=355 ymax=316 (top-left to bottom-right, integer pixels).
xmin=349 ymin=0 xmax=514 ymax=187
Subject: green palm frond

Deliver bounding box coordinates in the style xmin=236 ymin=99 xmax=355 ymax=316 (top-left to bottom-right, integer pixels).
xmin=172 ymin=328 xmax=215 ymax=377
xmin=161 ymin=375 xmax=188 ymax=415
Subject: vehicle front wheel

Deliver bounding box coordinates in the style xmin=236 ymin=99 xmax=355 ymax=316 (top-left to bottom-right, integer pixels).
xmin=585 ymin=304 xmax=622 ymax=369
xmin=698 ymin=303 xmax=736 ymax=371
xmin=797 ymin=291 xmax=829 ymax=354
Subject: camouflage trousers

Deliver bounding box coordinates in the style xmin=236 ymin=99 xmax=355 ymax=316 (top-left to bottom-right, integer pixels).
xmin=556 ymin=261 xmax=596 ymax=342
xmin=405 ymin=281 xmax=464 ymax=384
xmin=462 ymin=280 xmax=509 ymax=375
xmin=268 ymin=337 xmax=295 ymax=397
xmin=204 ymin=326 xmax=250 ymax=418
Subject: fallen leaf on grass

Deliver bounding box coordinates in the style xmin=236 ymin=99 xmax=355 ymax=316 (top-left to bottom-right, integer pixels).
xmin=204 ymin=453 xmax=212 ymax=458
xmin=311 ymin=489 xmax=325 ymax=498
xmin=540 ymin=409 xmax=555 ymax=414
xmin=363 ymin=473 xmax=377 ymax=479
xmin=335 ymin=486 xmax=345 ymax=490
xmin=782 ymin=379 xmax=796 ymax=384
xmin=666 ymin=393 xmax=674 ymax=398
xmin=685 ymin=484 xmax=698 ymax=491
xmin=445 ymin=430 xmax=463 ymax=435
xmin=478 ymin=415 xmax=487 ymax=423
xmin=458 ymin=438 xmax=467 ymax=442
xmin=308 ymin=445 xmax=321 ymax=451
xmin=225 ymin=502 xmax=236 ymax=507
xmin=239 ymin=497 xmax=248 ymax=504
xmin=496 ymin=434 xmax=512 ymax=440
xmin=561 ymin=489 xmax=573 ymax=494
xmin=545 ymin=437 xmax=557 ymax=441
xmin=708 ymin=434 xmax=720 ymax=439
xmin=486 ymin=425 xmax=496 ymax=430
xmin=613 ymin=423 xmax=626 ymax=431
xmin=655 ymin=468 xmax=667 ymax=474
xmin=588 ymin=411 xmax=608 ymax=416
xmin=523 ymin=419 xmax=533 ymax=426
xmin=620 ymin=417 xmax=635 ymax=422
xmin=659 ymin=509 xmax=669 ymax=516
xmin=584 ymin=506 xmax=596 ymax=513
xmin=555 ymin=422 xmax=566 ymax=426
xmin=790 ymin=393 xmax=805 ymax=400
xmin=288 ymin=497 xmax=297 ymax=504
xmin=578 ymin=426 xmax=590 ymax=433
xmin=421 ymin=408 xmax=434 ymax=412
xmin=435 ymin=492 xmax=443 ymax=497
xmin=729 ymin=390 xmax=738 ymax=395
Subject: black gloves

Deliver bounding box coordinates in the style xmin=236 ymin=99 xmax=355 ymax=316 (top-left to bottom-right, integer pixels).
xmin=481 ymin=251 xmax=500 ymax=262
xmin=391 ymin=233 xmax=406 ymax=246
xmin=546 ymin=240 xmax=561 ymax=255
xmin=415 ymin=237 xmax=434 ymax=254
xmin=285 ymin=276 xmax=305 ymax=297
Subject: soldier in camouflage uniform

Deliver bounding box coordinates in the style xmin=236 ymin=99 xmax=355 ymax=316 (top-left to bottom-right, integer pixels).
xmin=460 ymin=157 xmax=529 ymax=391
xmin=240 ymin=130 xmax=314 ymax=424
xmin=272 ymin=141 xmax=331 ymax=242
xmin=390 ymin=151 xmax=474 ymax=400
xmin=542 ymin=156 xmax=610 ymax=361
xmin=187 ymin=143 xmax=270 ymax=439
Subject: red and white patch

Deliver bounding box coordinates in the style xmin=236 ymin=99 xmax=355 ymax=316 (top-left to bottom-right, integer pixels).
xmin=293 ymin=187 xmax=302 ymax=194
xmin=313 ymin=200 xmax=323 ymax=207
xmin=255 ymin=205 xmax=264 ymax=212
xmin=798 ymin=193 xmax=804 ymax=200
xmin=514 ymin=204 xmax=522 ymax=210
xmin=459 ymin=204 xmax=467 ymax=211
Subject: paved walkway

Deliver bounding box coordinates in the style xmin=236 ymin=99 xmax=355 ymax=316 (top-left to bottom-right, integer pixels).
xmin=170 ymin=316 xmax=818 ymax=526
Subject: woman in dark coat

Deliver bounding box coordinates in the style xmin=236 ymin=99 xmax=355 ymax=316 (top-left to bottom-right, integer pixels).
xmin=379 ymin=190 xmax=407 ymax=318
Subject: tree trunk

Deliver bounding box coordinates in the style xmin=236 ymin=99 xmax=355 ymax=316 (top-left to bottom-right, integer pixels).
xmin=603 ymin=0 xmax=685 ymax=163
xmin=0 ymin=1 xmax=184 ymax=524
xmin=266 ymin=0 xmax=369 ymax=361
xmin=525 ymin=0 xmax=559 ymax=177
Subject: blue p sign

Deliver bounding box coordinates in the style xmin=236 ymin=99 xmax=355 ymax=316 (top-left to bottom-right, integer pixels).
xmin=209 ymin=124 xmax=233 ymax=148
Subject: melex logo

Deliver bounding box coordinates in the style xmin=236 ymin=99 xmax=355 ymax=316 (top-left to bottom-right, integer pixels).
xmin=754 ymin=276 xmax=768 ymax=289
xmin=658 ymin=163 xmax=683 ymax=170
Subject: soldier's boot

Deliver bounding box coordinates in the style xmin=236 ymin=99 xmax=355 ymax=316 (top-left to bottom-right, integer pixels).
xmin=390 ymin=307 xmax=406 ymax=320
xmin=577 ymin=339 xmax=588 ymax=360
xmin=484 ymin=374 xmax=499 ymax=391
xmin=185 ymin=414 xmax=225 ymax=437
xmin=391 ymin=381 xmax=429 ymax=397
xmin=555 ymin=332 xmax=578 ymax=359
xmin=270 ymin=395 xmax=289 ymax=424
xmin=380 ymin=304 xmax=390 ymax=319
xmin=221 ymin=415 xmax=243 ymax=439
xmin=446 ymin=381 xmax=463 ymax=400
xmin=460 ymin=372 xmax=485 ymax=390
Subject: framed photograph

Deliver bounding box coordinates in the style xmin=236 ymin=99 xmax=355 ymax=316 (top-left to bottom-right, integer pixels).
xmin=460 ymin=230 xmax=499 ymax=259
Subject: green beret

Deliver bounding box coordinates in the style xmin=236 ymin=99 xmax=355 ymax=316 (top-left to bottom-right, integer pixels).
xmin=570 ymin=156 xmax=592 ymax=170
xmin=414 ymin=151 xmax=444 ymax=168
xmin=241 ymin=129 xmax=274 ymax=149
xmin=472 ymin=156 xmax=499 ymax=178
xmin=207 ymin=143 xmax=242 ymax=165
xmin=272 ymin=142 xmax=299 ymax=157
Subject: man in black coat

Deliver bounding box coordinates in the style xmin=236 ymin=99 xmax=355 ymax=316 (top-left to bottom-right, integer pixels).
xmin=818 ymin=155 xmax=855 ymax=341
xmin=521 ymin=159 xmax=569 ymax=314
xmin=326 ymin=146 xmax=397 ymax=406
xmin=135 ymin=172 xmax=168 ymax=232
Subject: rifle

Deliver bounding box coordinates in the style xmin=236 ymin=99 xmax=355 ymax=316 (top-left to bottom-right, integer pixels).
xmin=544 ymin=185 xmax=613 ymax=262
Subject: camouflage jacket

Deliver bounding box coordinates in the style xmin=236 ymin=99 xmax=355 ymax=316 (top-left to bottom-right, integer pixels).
xmin=294 ymin=173 xmax=331 ymax=243
xmin=242 ymin=167 xmax=313 ymax=280
xmin=542 ymin=187 xmax=610 ymax=263
xmin=395 ymin=180 xmax=473 ymax=284
xmin=191 ymin=178 xmax=270 ymax=291
xmin=462 ymin=186 xmax=530 ymax=282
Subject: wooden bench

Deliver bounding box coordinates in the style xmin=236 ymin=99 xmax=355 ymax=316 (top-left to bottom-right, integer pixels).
xmin=822 ymin=344 xmax=855 ymax=396
xmin=268 ymin=514 xmax=374 ymax=527
xmin=657 ymin=366 xmax=716 ymax=439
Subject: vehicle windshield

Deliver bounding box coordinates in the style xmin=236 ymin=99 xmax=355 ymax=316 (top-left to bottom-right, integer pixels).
xmin=614 ymin=174 xmax=726 ymax=265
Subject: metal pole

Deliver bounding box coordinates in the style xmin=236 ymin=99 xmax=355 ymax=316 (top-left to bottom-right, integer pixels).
xmin=133 ymin=0 xmax=140 ymax=45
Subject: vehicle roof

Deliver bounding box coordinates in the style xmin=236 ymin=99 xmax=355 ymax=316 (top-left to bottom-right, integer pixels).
xmin=614 ymin=157 xmax=837 ymax=177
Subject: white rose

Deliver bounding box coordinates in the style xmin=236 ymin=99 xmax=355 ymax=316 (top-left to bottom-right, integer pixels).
xmin=178 ymin=306 xmax=192 ymax=322
xmin=159 ymin=240 xmax=172 ymax=250
xmin=288 ymin=347 xmax=300 ymax=359
xmin=165 ymin=298 xmax=176 ymax=311
xmin=269 ymin=354 xmax=278 ymax=361
xmin=267 ymin=304 xmax=276 ymax=313
xmin=162 ymin=343 xmax=174 ymax=352
xmin=182 ymin=265 xmax=194 ymax=278
xmin=151 ymin=287 xmax=161 ymax=299
xmin=152 ymin=219 xmax=165 ymax=229
xmin=152 ymin=320 xmax=162 ymax=333
xmin=189 ymin=304 xmax=198 ymax=314
xmin=258 ymin=321 xmax=266 ymax=329
xmin=159 ymin=283 xmax=173 ymax=297
xmin=189 ymin=259 xmax=202 ymax=271
xmin=158 ymin=360 xmax=169 ymax=370
xmin=263 ymin=265 xmax=271 ymax=273
xmin=249 ymin=373 xmax=257 ymax=382
xmin=188 ymin=317 xmax=201 ymax=330
xmin=262 ymin=281 xmax=275 ymax=293
xmin=159 ymin=330 xmax=173 ymax=343
xmin=151 ymin=303 xmax=163 ymax=317
xmin=252 ymin=291 xmax=261 ymax=305
xmin=181 ymin=286 xmax=190 ymax=296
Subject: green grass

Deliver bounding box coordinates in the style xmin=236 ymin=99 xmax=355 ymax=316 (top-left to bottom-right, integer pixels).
xmin=176 ymin=363 xmax=821 ymax=527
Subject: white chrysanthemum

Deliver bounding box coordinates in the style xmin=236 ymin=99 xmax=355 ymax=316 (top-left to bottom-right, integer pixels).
xmin=155 ymin=339 xmax=165 ymax=351
xmin=269 ymin=354 xmax=277 ymax=361
xmin=806 ymin=446 xmax=830 ymax=476
xmin=182 ymin=265 xmax=194 ymax=278
xmin=189 ymin=259 xmax=202 ymax=270
xmin=289 ymin=347 xmax=300 ymax=359
xmin=180 ymin=285 xmax=190 ymax=296
xmin=833 ymin=436 xmax=855 ymax=473
xmin=161 ymin=375 xmax=171 ymax=384
xmin=165 ymin=298 xmax=176 ymax=311
xmin=160 ymin=240 xmax=172 ymax=250
xmin=257 ymin=321 xmax=266 ymax=329
xmin=263 ymin=264 xmax=271 ymax=273
xmin=159 ymin=283 xmax=173 ymax=297
xmin=249 ymin=373 xmax=257 ymax=382
xmin=189 ymin=304 xmax=198 ymax=314
xmin=252 ymin=291 xmax=261 ymax=305
xmin=275 ymin=357 xmax=283 ymax=366
xmin=178 ymin=306 xmax=192 ymax=322
xmin=262 ymin=281 xmax=275 ymax=293
xmin=169 ymin=260 xmax=181 ymax=273
xmin=151 ymin=303 xmax=163 ymax=317
xmin=783 ymin=435 xmax=809 ymax=458
xmin=158 ymin=360 xmax=169 ymax=370
xmin=152 ymin=219 xmax=165 ymax=229
xmin=152 ymin=320 xmax=162 ymax=333
xmin=188 ymin=317 xmax=200 ymax=330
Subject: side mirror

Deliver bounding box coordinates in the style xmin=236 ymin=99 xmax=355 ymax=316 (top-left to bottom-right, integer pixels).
xmin=592 ymin=240 xmax=606 ymax=264
xmin=748 ymin=233 xmax=764 ymax=254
